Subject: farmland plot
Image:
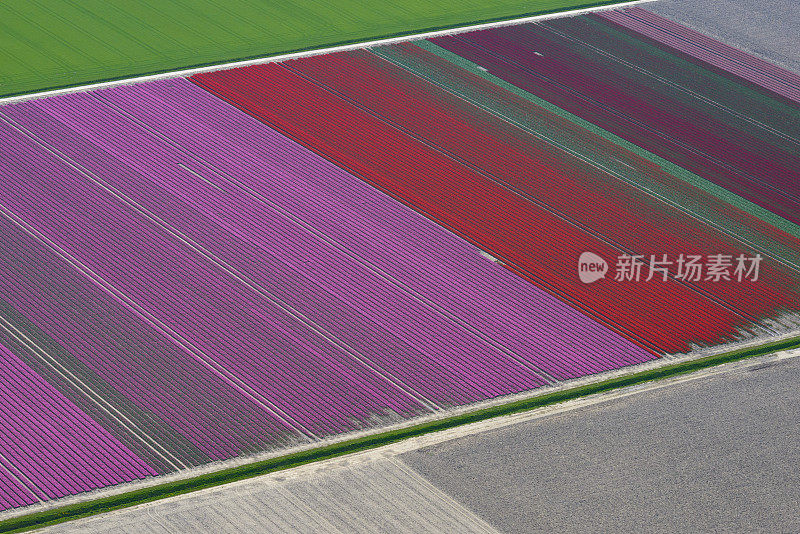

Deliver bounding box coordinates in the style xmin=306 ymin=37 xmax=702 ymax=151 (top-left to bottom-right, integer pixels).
xmin=0 ymin=77 xmax=650 ymax=511
xmin=1 ymin=5 xmax=799 ymax=521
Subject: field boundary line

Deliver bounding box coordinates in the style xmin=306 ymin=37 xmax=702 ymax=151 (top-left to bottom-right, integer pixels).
xmin=1 ymin=333 xmax=799 ymax=533
xmin=0 ymin=0 xmax=653 ymax=106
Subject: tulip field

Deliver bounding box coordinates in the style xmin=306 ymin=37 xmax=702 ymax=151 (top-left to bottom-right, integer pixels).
xmin=0 ymin=6 xmax=798 ymax=518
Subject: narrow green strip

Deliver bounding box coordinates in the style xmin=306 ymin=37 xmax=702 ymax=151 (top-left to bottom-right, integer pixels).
xmin=416 ymin=40 xmax=800 ymax=240
xmin=3 ymin=335 xmax=799 ymax=533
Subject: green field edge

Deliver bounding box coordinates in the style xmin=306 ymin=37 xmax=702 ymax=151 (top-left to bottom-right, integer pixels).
xmin=0 ymin=0 xmax=630 ymax=101
xmin=3 ymin=334 xmax=799 ymax=533
xmin=415 ymin=41 xmax=800 ymax=241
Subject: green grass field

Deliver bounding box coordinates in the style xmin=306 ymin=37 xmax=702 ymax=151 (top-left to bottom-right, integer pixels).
xmin=0 ymin=0 xmax=630 ymax=98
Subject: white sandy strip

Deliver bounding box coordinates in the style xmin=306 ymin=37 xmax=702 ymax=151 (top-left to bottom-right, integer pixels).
xmin=0 ymin=0 xmax=654 ymax=107
xmin=39 ymin=345 xmax=800 ymax=533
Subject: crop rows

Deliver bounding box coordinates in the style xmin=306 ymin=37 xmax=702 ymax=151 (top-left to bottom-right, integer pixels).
xmin=598 ymin=8 xmax=800 ymax=104
xmin=427 ymin=16 xmax=800 ymax=225
xmin=0 ymin=343 xmax=155 ymax=506
xmin=192 ymin=60 xmax=797 ymax=354
xmin=1 ymin=7 xmax=798 ymax=514
xmin=371 ymin=41 xmax=800 ymax=265
xmin=0 ymin=71 xmax=652 ymax=509
xmin=284 ymin=49 xmax=799 ymax=314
